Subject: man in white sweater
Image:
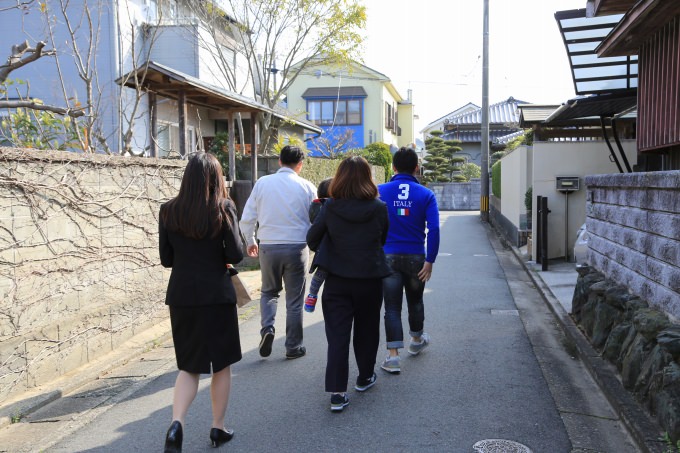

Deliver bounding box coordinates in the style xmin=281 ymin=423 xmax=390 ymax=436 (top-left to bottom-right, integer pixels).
xmin=240 ymin=146 xmax=317 ymax=359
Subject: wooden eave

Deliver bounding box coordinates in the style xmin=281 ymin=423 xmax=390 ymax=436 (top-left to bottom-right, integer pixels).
xmin=597 ymin=0 xmax=680 ymax=57
xmin=116 ymin=61 xmax=321 ymax=133
xmin=122 ymin=68 xmax=259 ymax=113
xmin=592 ymin=0 xmax=637 ymax=16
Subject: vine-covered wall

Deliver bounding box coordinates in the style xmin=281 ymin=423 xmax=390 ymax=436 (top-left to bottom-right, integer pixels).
xmin=0 ymin=147 xmax=185 ymax=402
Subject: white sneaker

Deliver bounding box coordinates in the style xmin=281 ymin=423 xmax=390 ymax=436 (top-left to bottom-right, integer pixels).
xmin=380 ymin=355 xmax=401 ymax=374
xmin=407 ymin=333 xmax=431 ymax=355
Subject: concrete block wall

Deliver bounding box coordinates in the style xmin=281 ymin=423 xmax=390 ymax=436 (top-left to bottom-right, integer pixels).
xmin=429 ymin=180 xmax=481 ymax=211
xmin=586 ymin=171 xmax=680 ymax=319
xmin=0 ymin=147 xmax=185 ymax=403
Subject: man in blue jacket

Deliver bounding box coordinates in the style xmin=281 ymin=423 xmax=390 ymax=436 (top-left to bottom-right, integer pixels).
xmin=378 ymin=147 xmax=440 ymax=374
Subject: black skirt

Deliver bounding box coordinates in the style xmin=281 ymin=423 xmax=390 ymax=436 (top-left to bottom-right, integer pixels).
xmin=169 ymin=304 xmax=242 ymax=374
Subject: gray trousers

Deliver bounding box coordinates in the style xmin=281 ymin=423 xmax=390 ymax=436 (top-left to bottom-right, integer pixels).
xmin=258 ymin=243 xmax=309 ymax=352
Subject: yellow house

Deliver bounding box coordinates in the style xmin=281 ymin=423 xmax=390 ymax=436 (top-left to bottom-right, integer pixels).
xmin=286 ymin=59 xmax=415 ymax=156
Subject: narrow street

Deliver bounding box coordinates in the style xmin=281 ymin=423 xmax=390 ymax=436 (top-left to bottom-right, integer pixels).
xmin=0 ymin=212 xmax=638 ymax=452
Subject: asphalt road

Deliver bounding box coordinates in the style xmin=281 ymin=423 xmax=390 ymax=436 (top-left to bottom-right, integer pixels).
xmin=3 ymin=211 xmax=639 ymax=452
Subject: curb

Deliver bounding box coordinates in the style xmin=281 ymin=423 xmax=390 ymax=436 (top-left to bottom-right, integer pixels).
xmin=0 ymin=321 xmax=173 ymax=430
xmin=506 ymin=244 xmax=665 ymax=453
xmin=0 ymin=271 xmax=263 ymax=431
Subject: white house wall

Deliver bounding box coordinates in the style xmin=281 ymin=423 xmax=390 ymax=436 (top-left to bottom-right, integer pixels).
xmin=530 ymin=140 xmax=637 ymax=260
xmin=500 ymin=146 xmax=529 ymax=232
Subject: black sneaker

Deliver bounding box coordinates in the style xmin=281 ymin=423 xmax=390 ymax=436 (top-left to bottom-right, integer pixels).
xmin=330 ymin=393 xmax=349 ymax=412
xmin=285 ymin=346 xmax=306 ymax=359
xmin=354 ymin=372 xmax=377 ymax=392
xmin=259 ymin=327 xmax=274 ymax=357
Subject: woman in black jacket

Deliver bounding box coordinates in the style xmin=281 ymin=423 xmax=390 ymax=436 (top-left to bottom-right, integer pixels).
xmin=307 ymin=156 xmax=390 ymax=412
xmin=159 ymin=152 xmax=243 ymax=452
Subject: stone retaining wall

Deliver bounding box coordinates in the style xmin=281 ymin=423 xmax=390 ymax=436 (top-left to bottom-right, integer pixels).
xmin=573 ymin=266 xmax=680 ymax=442
xmin=0 ymin=147 xmax=185 ymax=403
xmin=429 ymin=180 xmax=481 ymax=211
xmin=585 ymin=171 xmax=680 ymax=319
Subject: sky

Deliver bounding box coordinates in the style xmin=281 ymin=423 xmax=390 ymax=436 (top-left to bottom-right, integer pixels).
xmin=360 ymin=0 xmax=586 ymax=133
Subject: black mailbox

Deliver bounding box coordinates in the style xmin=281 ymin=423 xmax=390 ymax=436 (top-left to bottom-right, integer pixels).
xmin=556 ymin=176 xmax=580 ymax=192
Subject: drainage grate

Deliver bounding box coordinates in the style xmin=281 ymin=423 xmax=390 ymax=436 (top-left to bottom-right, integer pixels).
xmin=473 ymin=439 xmax=533 ymax=453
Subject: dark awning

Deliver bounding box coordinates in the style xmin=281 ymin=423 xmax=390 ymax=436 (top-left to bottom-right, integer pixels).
xmin=301 ymin=86 xmax=367 ymax=99
xmin=544 ymin=90 xmax=637 ymax=124
xmin=555 ymin=9 xmax=638 ymax=96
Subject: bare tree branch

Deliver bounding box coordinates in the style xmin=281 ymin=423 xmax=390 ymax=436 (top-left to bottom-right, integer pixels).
xmin=0 ymin=100 xmax=85 ymax=117
xmin=0 ymin=0 xmax=35 ymax=14
xmin=0 ymin=41 xmax=56 ymax=83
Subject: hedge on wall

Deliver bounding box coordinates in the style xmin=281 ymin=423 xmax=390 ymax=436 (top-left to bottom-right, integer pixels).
xmin=300 ymin=157 xmax=342 ymax=185
xmin=491 ymin=160 xmax=501 ymax=198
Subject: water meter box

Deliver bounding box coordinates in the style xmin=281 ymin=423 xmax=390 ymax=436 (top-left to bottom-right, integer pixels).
xmin=556 ymin=176 xmax=580 ymax=192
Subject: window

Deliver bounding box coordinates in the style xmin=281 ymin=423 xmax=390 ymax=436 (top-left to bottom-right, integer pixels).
xmin=385 ymin=102 xmax=398 ymax=133
xmin=157 ymin=122 xmax=196 ymax=157
xmin=307 ymin=99 xmax=362 ymax=126
xmin=347 ymin=100 xmax=361 ymax=124
xmin=385 ymin=102 xmax=394 ymax=130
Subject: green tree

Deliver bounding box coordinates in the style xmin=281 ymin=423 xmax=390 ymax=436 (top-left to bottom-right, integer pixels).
xmin=421 ymin=130 xmax=463 ymax=183
xmin=459 ymin=162 xmax=481 ymax=181
xmin=506 ymin=130 xmax=534 ymax=152
xmin=355 ymin=142 xmax=392 ymax=181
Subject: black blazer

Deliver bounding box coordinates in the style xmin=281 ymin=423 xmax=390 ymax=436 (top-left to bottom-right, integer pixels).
xmin=307 ymin=198 xmax=391 ymax=279
xmin=159 ymin=200 xmax=244 ymax=306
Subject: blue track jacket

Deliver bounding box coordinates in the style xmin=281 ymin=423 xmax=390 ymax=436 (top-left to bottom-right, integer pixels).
xmin=378 ymin=174 xmax=440 ymax=263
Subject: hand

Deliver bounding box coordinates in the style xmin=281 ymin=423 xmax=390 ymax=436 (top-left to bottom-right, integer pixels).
xmin=247 ymin=244 xmax=259 ymax=257
xmin=417 ymin=261 xmax=433 ymax=282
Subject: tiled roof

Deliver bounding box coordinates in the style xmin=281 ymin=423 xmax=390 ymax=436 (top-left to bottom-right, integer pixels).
xmin=518 ymin=105 xmax=560 ymax=124
xmin=441 ymin=128 xmax=521 ymax=143
xmin=421 ymin=102 xmax=480 ymax=130
xmin=443 ymin=97 xmax=529 ymax=126
xmin=494 ymin=130 xmax=526 ymax=144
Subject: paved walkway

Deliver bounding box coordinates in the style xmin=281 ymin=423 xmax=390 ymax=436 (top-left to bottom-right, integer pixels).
xmin=0 ymin=212 xmax=642 ymax=452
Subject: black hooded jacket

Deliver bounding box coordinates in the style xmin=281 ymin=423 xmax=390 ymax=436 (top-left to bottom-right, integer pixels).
xmin=306 ymin=198 xmax=390 ymax=279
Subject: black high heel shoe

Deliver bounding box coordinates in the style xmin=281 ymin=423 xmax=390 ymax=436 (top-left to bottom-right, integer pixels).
xmin=164 ymin=420 xmax=183 ymax=453
xmin=209 ymin=427 xmax=234 ymax=447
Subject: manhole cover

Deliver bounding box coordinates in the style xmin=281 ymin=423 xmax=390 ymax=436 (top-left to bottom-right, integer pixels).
xmin=473 ymin=439 xmax=532 ymax=453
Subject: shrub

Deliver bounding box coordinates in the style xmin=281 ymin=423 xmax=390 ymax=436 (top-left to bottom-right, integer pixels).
xmin=460 ymin=162 xmax=481 ymax=181
xmin=356 ymin=142 xmax=392 ymax=181
xmin=525 ymin=186 xmax=533 ymax=211
xmin=491 ymin=160 xmax=501 ymax=198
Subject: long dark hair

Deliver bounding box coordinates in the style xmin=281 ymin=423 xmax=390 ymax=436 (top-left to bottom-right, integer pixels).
xmin=329 ymin=156 xmax=378 ymax=200
xmin=160 ymin=152 xmax=231 ymax=239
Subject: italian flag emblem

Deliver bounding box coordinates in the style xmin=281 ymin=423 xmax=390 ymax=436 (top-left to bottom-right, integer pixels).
xmin=397 ymin=208 xmax=409 ymax=216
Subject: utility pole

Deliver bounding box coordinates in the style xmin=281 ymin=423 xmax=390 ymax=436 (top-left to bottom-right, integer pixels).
xmin=480 ymin=0 xmax=490 ymax=222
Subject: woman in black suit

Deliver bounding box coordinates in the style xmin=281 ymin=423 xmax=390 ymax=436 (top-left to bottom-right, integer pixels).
xmin=159 ymin=152 xmax=243 ymax=452
xmin=306 ymin=156 xmax=391 ymax=412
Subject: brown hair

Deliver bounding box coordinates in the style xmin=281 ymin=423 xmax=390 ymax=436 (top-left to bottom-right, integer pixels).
xmin=329 ymin=155 xmax=378 ymax=200
xmin=160 ymin=152 xmax=231 ymax=239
